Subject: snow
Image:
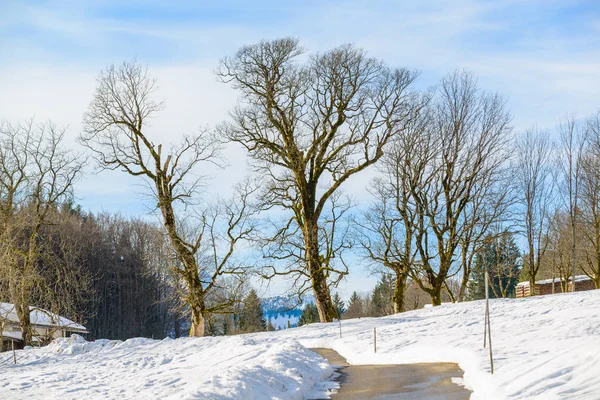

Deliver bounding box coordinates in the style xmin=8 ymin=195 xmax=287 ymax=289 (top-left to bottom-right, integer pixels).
xmin=276 ymin=290 xmax=600 ymax=400
xmin=0 ymin=331 xmax=41 ymax=343
xmin=0 ymin=303 xmax=87 ymax=332
xmin=1 ymin=290 xmax=599 ymax=399
xmin=0 ymin=334 xmax=333 ymax=400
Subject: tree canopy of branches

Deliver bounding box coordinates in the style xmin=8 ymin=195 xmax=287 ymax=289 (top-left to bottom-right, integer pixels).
xmin=81 ymin=60 xmax=256 ymax=336
xmin=515 ymin=128 xmax=555 ymax=294
xmin=366 ymin=71 xmax=512 ymax=307
xmin=557 ymin=117 xmax=587 ymax=292
xmin=580 ymin=111 xmax=600 ymax=288
xmin=357 ymin=107 xmax=431 ymax=312
xmin=217 ymin=38 xmax=421 ymax=322
xmin=0 ymin=120 xmax=87 ymax=346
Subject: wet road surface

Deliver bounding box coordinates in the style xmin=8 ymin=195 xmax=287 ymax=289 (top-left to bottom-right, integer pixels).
xmin=310 ymin=348 xmax=472 ymax=400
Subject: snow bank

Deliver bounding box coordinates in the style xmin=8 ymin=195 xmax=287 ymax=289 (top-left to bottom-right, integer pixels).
xmin=1 ymin=290 xmax=599 ymax=399
xmin=273 ymin=289 xmax=600 ymax=400
xmin=0 ymin=335 xmax=333 ymax=399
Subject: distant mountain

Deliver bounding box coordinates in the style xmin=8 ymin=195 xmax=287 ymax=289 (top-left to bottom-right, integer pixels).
xmin=262 ymin=294 xmax=315 ymax=330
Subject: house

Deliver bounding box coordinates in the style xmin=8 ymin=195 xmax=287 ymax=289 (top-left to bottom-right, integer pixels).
xmin=0 ymin=303 xmax=88 ymax=351
xmin=516 ymin=275 xmax=596 ymax=298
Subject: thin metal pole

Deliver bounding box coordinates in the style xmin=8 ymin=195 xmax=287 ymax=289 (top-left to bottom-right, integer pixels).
xmin=487 ymin=304 xmax=494 ymax=374
xmin=484 ymin=269 xmax=488 ymax=348
xmin=483 ymin=301 xmax=487 ymax=348
xmin=374 ymin=327 xmax=377 ymax=353
xmin=484 ymin=268 xmax=494 ymax=374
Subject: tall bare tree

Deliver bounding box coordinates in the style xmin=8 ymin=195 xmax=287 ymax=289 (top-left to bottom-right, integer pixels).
xmin=407 ymin=71 xmax=512 ymax=305
xmin=81 ymin=60 xmax=256 ymax=336
xmin=557 ymin=117 xmax=587 ymax=292
xmin=357 ymin=107 xmax=432 ymax=313
xmin=0 ymin=120 xmax=84 ymax=345
xmin=216 ymin=38 xmax=420 ymax=321
xmin=515 ymin=128 xmax=555 ymax=294
xmin=579 ymin=111 xmax=600 ymax=288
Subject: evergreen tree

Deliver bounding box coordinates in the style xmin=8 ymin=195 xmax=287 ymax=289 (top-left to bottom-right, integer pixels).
xmin=239 ymin=289 xmax=266 ymax=333
xmin=332 ymin=292 xmax=346 ymax=318
xmin=297 ymin=303 xmax=320 ymax=326
xmin=370 ymin=274 xmax=395 ymax=317
xmin=468 ymin=233 xmax=521 ymax=300
xmin=344 ymin=291 xmax=363 ymax=319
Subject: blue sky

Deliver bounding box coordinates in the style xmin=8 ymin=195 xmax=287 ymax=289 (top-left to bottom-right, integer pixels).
xmin=1 ymin=0 xmax=600 ymax=298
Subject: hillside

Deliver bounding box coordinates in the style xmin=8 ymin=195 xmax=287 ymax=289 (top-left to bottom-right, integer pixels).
xmin=1 ymin=290 xmax=599 ymax=399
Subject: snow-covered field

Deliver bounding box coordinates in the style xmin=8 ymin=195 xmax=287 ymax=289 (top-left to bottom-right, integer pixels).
xmin=1 ymin=290 xmax=599 ymax=399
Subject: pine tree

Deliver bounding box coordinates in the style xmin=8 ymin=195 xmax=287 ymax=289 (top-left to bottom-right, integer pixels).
xmin=239 ymin=289 xmax=266 ymax=333
xmin=344 ymin=291 xmax=363 ymax=319
xmin=468 ymin=233 xmax=521 ymax=300
xmin=297 ymin=303 xmax=320 ymax=326
xmin=332 ymin=292 xmax=346 ymax=318
xmin=370 ymin=274 xmax=395 ymax=317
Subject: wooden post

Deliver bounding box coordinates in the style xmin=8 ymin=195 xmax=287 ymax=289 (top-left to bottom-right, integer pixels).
xmin=12 ymin=340 xmax=16 ymax=364
xmin=373 ymin=327 xmax=377 ymax=353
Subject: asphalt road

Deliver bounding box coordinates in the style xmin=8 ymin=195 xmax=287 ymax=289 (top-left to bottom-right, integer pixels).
xmin=310 ymin=348 xmax=472 ymax=400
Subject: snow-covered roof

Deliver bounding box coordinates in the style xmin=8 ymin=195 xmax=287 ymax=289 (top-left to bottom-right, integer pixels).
xmin=1 ymin=330 xmax=41 ymax=342
xmin=516 ymin=275 xmax=592 ymax=287
xmin=0 ymin=303 xmax=87 ymax=332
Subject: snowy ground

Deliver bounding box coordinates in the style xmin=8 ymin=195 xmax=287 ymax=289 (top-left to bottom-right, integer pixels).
xmin=1 ymin=290 xmax=599 ymax=399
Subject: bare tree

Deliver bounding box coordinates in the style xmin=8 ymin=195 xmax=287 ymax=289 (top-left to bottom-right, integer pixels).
xmin=357 ymin=107 xmax=432 ymax=313
xmin=557 ymin=116 xmax=587 ymax=292
xmin=0 ymin=120 xmax=84 ymax=345
xmin=216 ymin=38 xmax=420 ymax=321
xmin=515 ymin=127 xmax=555 ymax=294
xmin=407 ymin=71 xmax=512 ymax=305
xmin=578 ymin=111 xmax=600 ymax=288
xmin=358 ymin=181 xmax=411 ymax=313
xmin=81 ymin=60 xmax=256 ymax=336
xmin=543 ymin=209 xmax=584 ymax=292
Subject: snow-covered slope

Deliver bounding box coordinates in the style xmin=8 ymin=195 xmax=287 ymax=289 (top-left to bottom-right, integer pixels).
xmin=278 ymin=289 xmax=600 ymax=400
xmin=0 ymin=335 xmax=333 ymax=399
xmin=1 ymin=290 xmax=599 ymax=399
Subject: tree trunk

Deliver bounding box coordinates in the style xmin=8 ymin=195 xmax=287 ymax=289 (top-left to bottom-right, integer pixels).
xmin=183 ymin=264 xmax=206 ymax=337
xmin=571 ymin=219 xmax=577 ymax=292
xmin=429 ymin=279 xmax=444 ymax=306
xmin=310 ymin=262 xmax=336 ymax=322
xmin=457 ymin=271 xmax=469 ymax=302
xmin=305 ymin=222 xmax=336 ymax=322
xmin=430 ymin=284 xmax=443 ymax=306
xmin=189 ymin=304 xmax=205 ymax=337
xmin=159 ymin=192 xmax=207 ymax=337
xmin=15 ymin=301 xmax=32 ymax=347
xmin=457 ymin=245 xmax=470 ymax=302
xmin=529 ymin=276 xmax=536 ymax=297
xmin=529 ymin=251 xmax=536 ymax=296
xmin=392 ymin=272 xmax=407 ymax=313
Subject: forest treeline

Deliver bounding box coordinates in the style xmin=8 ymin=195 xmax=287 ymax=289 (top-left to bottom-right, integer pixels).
xmin=2 ymin=38 xmax=600 ymax=343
